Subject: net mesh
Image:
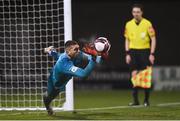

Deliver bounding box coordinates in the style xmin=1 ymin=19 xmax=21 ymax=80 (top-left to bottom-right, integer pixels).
xmin=0 ymin=0 xmax=65 ymax=109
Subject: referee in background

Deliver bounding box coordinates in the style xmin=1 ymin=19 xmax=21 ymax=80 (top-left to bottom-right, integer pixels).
xmin=124 ymin=4 xmax=156 ymax=106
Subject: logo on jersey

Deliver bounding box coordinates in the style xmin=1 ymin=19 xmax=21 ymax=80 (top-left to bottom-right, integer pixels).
xmin=70 ymin=66 xmax=78 ymax=72
xmin=140 ymin=32 xmax=146 ymax=39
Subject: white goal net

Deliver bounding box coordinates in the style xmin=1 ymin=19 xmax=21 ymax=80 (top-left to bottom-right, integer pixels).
xmin=0 ymin=0 xmax=73 ymax=111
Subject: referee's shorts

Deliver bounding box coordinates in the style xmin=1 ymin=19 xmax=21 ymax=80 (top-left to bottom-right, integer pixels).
xmin=129 ymin=49 xmax=151 ymax=71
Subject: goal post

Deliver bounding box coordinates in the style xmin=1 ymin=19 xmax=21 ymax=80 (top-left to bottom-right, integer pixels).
xmin=63 ymin=0 xmax=74 ymax=111
xmin=0 ymin=0 xmax=74 ymax=111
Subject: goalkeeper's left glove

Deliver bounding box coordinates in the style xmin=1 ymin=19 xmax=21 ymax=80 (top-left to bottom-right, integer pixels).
xmin=82 ymin=43 xmax=109 ymax=61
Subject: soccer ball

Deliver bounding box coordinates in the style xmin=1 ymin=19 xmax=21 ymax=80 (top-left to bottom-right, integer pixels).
xmin=94 ymin=37 xmax=111 ymax=52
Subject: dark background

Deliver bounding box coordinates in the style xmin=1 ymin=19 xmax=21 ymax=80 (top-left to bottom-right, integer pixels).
xmin=1 ymin=0 xmax=180 ymax=90
xmin=72 ymin=0 xmax=180 ymax=68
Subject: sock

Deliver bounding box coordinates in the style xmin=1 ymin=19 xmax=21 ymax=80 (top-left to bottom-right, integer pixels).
xmin=44 ymin=88 xmax=60 ymax=109
xmin=132 ymin=87 xmax=139 ymax=103
xmin=144 ymin=88 xmax=150 ymax=103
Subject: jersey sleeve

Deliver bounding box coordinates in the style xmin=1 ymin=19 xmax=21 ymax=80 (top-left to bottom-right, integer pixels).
xmin=124 ymin=23 xmax=129 ymax=40
xmin=82 ymin=51 xmax=102 ymax=64
xmin=61 ymin=57 xmax=95 ymax=78
xmin=147 ymin=21 xmax=156 ymax=37
xmin=49 ymin=50 xmax=60 ymax=61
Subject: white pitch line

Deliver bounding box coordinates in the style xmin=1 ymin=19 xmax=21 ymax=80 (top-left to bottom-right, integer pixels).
xmin=157 ymin=102 xmax=180 ymax=107
xmin=75 ymin=105 xmax=144 ymax=111
xmin=0 ymin=102 xmax=180 ymax=116
xmin=75 ymin=102 xmax=180 ymax=111
xmin=0 ymin=105 xmax=143 ymax=116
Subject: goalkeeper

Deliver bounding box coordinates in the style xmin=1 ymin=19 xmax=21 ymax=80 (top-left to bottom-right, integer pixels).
xmin=43 ymin=40 xmax=105 ymax=115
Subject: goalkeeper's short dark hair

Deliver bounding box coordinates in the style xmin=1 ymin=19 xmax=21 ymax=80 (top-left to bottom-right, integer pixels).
xmin=132 ymin=4 xmax=144 ymax=11
xmin=65 ymin=40 xmax=78 ymax=48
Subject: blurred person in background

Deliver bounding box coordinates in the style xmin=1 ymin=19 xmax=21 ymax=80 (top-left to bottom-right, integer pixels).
xmin=124 ymin=4 xmax=156 ymax=106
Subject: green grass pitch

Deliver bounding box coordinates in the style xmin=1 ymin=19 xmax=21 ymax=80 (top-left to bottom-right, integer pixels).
xmin=0 ymin=90 xmax=180 ymax=120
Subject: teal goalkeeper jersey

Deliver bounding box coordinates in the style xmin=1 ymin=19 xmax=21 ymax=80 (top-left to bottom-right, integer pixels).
xmin=48 ymin=51 xmax=98 ymax=89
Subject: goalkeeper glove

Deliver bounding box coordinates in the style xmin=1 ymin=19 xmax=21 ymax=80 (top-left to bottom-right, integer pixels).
xmin=44 ymin=46 xmax=55 ymax=54
xmin=82 ymin=43 xmax=109 ymax=60
xmin=82 ymin=43 xmax=98 ymax=56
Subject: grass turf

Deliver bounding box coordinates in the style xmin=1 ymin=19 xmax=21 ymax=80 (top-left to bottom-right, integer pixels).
xmin=0 ymin=90 xmax=180 ymax=120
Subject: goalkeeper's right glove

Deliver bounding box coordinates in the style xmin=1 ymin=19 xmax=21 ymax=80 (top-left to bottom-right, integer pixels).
xmin=101 ymin=51 xmax=109 ymax=60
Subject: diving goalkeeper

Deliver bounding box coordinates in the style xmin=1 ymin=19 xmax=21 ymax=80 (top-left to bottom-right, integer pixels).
xmin=43 ymin=40 xmax=107 ymax=115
